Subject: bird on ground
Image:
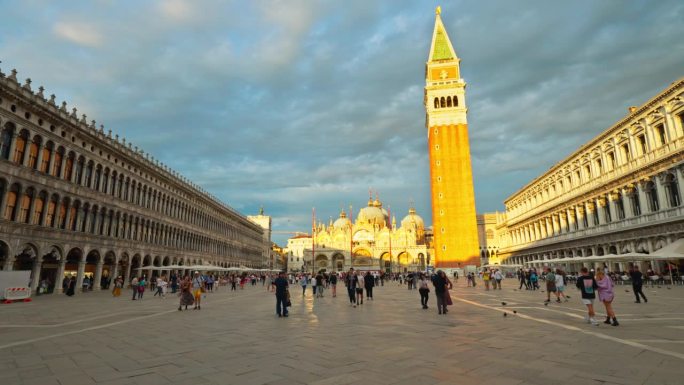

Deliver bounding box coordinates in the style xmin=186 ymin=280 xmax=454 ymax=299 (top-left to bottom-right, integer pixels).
xmin=513 ymin=310 xmax=517 ymax=314
xmin=501 ymin=302 xmax=507 ymax=306
xmin=503 ymin=312 xmax=507 ymax=317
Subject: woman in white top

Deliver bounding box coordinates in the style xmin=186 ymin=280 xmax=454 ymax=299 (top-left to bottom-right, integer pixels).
xmin=554 ymin=269 xmax=568 ymax=302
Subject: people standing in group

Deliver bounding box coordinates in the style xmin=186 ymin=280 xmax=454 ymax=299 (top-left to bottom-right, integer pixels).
xmin=418 ymin=273 xmax=430 ymax=309
xmin=493 ymin=269 xmax=503 ymax=290
xmin=355 ymin=270 xmax=365 ymax=305
xmin=576 ymin=267 xmax=599 ymax=326
xmin=596 ymin=268 xmax=619 ymax=326
xmin=65 ymin=276 xmax=76 ymax=296
xmin=178 ymin=275 xmax=194 ymax=311
xmin=274 ymin=271 xmax=289 ymax=317
xmin=192 ymin=271 xmax=205 ymax=310
xmin=330 ymin=273 xmax=338 ymax=297
xmin=365 ymin=271 xmax=375 ymax=300
xmin=554 ymin=269 xmax=568 ymax=302
xmin=433 ymin=270 xmax=452 ymax=315
xmin=345 ymin=268 xmax=358 ymax=307
xmin=530 ymin=269 xmax=539 ymax=290
xmin=130 ymin=276 xmax=139 ymax=300
xmin=630 ymin=266 xmax=648 ymax=303
xmin=544 ymin=267 xmax=556 ymax=304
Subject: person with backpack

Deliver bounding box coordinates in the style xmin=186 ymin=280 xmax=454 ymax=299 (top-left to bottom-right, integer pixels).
xmin=576 ymin=267 xmax=599 ymax=326
xmin=544 ymin=267 xmax=556 ymax=303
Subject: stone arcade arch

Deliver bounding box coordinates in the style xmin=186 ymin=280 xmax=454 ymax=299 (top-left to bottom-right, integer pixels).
xmin=38 ymin=246 xmax=61 ymax=294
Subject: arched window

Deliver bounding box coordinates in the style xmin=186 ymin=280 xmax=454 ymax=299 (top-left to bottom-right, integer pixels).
xmin=440 ymin=97 xmax=446 ymax=108
xmin=40 ymin=142 xmax=52 ymax=173
xmin=52 ymin=147 xmax=64 ymax=177
xmin=3 ymin=184 xmax=19 ymax=220
xmin=46 ymin=195 xmax=58 ymax=227
xmin=84 ymin=162 xmax=93 ymax=188
xmin=645 ymin=181 xmax=659 ymax=212
xmin=0 ymin=123 xmax=14 ymax=159
xmin=57 ymin=199 xmax=68 ymax=229
xmin=433 ymin=98 xmax=439 ymax=108
xmin=64 ymin=152 xmax=75 ymax=181
xmin=33 ymin=191 xmax=46 ymax=225
xmin=110 ymin=171 xmax=117 ymax=196
xmin=102 ymin=168 xmax=110 ymax=193
xmin=453 ymin=95 xmax=458 ymax=106
xmin=615 ymin=193 xmax=625 ymax=220
xmin=27 ymin=136 xmax=40 ymax=169
xmin=664 ymin=173 xmax=680 ymax=208
xmin=93 ymin=165 xmax=101 ymax=190
xmin=75 ymin=156 xmax=85 ymax=185
xmin=18 ymin=188 xmax=33 ymax=223
xmin=13 ymin=131 xmax=28 ymax=164
xmin=446 ymin=96 xmax=452 ymax=107
xmin=69 ymin=202 xmax=78 ymax=230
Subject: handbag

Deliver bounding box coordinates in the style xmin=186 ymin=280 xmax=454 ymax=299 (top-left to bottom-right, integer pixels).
xmin=445 ymin=289 xmax=453 ymax=306
xmin=285 ymin=288 xmax=292 ymax=307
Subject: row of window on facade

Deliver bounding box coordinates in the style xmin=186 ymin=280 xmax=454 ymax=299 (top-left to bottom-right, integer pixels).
xmin=432 ymin=95 xmax=459 ymax=109
xmin=0 ymin=121 xmax=258 ymax=241
xmin=0 ymin=180 xmax=261 ymax=259
xmin=510 ymin=111 xmax=684 ymax=213
xmin=511 ymin=175 xmax=681 ymax=245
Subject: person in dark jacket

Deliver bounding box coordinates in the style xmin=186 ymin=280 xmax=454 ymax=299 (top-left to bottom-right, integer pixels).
xmin=629 ymin=266 xmax=647 ymax=303
xmin=274 ymin=271 xmax=289 ymax=317
xmin=364 ymin=271 xmax=375 ymax=300
xmin=345 ymin=268 xmax=358 ymax=307
xmin=433 ymin=270 xmax=449 ymax=315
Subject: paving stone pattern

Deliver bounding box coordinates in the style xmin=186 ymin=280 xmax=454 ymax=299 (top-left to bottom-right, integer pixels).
xmin=1 ymin=279 xmax=683 ymax=385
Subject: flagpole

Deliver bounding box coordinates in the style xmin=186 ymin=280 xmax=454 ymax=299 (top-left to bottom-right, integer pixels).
xmin=312 ymin=207 xmax=316 ymax=275
xmin=388 ymin=205 xmax=392 ymax=274
xmin=349 ymin=204 xmax=353 ymax=270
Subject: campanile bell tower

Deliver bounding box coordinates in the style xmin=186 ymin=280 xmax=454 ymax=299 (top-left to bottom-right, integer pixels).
xmin=425 ymin=7 xmax=480 ymax=268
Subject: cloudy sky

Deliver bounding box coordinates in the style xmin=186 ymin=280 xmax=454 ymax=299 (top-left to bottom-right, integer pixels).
xmin=1 ymin=0 xmax=683 ymax=244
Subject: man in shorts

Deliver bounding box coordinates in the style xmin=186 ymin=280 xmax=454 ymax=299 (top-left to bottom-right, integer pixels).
xmin=575 ymin=267 xmax=599 ymax=326
xmin=192 ymin=271 xmax=205 ymax=310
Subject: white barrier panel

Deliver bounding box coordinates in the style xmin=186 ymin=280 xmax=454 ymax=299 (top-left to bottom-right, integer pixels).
xmin=3 ymin=287 xmax=31 ymax=301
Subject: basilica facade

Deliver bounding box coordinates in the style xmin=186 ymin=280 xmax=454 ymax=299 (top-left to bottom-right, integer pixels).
xmin=495 ymin=77 xmax=684 ymax=272
xmin=0 ymin=67 xmax=266 ymax=296
xmin=286 ymin=196 xmax=429 ymax=273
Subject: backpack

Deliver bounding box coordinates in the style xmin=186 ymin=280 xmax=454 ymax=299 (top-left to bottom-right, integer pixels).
xmin=546 ymin=272 xmax=555 ymax=283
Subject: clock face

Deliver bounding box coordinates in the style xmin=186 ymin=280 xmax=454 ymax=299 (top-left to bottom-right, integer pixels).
xmin=430 ymin=66 xmax=458 ymax=81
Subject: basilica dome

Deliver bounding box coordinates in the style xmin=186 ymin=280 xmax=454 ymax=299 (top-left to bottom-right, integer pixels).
xmin=357 ymin=206 xmax=388 ymax=227
xmin=401 ymin=207 xmax=425 ymax=230
xmin=333 ymin=210 xmax=351 ymax=229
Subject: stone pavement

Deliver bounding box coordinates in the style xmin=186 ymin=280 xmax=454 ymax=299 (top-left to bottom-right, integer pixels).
xmin=1 ymin=279 xmax=683 ymax=385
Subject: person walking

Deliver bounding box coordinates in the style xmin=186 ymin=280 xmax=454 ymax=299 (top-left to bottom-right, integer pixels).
xmin=596 ymin=268 xmax=619 ymax=326
xmin=112 ymin=276 xmax=123 ymax=297
xmin=630 ymin=266 xmax=648 ymax=303
xmin=65 ymin=276 xmax=76 ymax=297
xmin=154 ymin=276 xmax=164 ymax=297
xmin=544 ymin=267 xmax=556 ymax=303
xmin=330 ymin=273 xmax=338 ymax=297
xmin=364 ymin=271 xmax=374 ymax=300
xmin=178 ymin=275 xmax=194 ymax=311
xmin=554 ymin=269 xmax=568 ymax=302
xmin=230 ymin=275 xmax=237 ymax=291
xmin=433 ymin=270 xmax=451 ymax=315
xmin=576 ymin=267 xmax=599 ymax=326
xmin=482 ymin=269 xmax=491 ymax=291
xmin=315 ymin=272 xmax=324 ymax=297
xmin=493 ymin=269 xmax=503 ymax=290
xmin=192 ymin=271 xmax=204 ymax=310
xmin=274 ymin=271 xmax=289 ymax=317
xmin=418 ymin=273 xmax=430 ymax=309
xmin=130 ymin=276 xmax=139 ymax=300
xmin=356 ymin=271 xmax=365 ymax=305
xmin=300 ymin=274 xmax=308 ymax=296
xmin=137 ymin=276 xmax=146 ymax=299
xmin=265 ymin=274 xmax=272 ymax=292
